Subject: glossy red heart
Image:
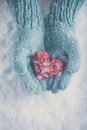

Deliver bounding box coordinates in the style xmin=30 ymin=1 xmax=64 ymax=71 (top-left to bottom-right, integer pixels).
xmin=33 ymin=50 xmax=64 ymax=80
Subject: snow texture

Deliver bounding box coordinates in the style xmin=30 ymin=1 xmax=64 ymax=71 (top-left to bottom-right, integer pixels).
xmin=0 ymin=0 xmax=87 ymax=130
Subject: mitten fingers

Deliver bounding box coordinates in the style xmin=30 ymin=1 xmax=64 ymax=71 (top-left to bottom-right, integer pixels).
xmin=52 ymin=71 xmax=73 ymax=93
xmin=46 ymin=77 xmax=55 ymax=90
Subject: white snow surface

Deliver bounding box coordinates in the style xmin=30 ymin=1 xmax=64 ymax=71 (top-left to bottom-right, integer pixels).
xmin=0 ymin=0 xmax=87 ymax=130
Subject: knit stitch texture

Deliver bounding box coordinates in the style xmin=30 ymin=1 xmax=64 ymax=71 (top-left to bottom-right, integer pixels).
xmin=7 ymin=0 xmax=84 ymax=94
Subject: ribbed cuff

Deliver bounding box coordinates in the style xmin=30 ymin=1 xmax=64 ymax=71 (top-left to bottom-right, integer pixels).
xmin=47 ymin=0 xmax=84 ymax=27
xmin=7 ymin=0 xmax=44 ymax=30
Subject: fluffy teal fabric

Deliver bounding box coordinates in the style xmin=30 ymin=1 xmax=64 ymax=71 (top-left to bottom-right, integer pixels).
xmin=7 ymin=0 xmax=84 ymax=94
xmin=45 ymin=0 xmax=84 ymax=93
xmin=7 ymin=0 xmax=47 ymax=94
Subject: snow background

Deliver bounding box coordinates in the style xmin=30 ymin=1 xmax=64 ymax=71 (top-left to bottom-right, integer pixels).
xmin=0 ymin=0 xmax=87 ymax=130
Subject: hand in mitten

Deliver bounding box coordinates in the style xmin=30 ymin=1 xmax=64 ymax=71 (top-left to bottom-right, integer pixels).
xmin=44 ymin=0 xmax=84 ymax=93
xmin=7 ymin=0 xmax=47 ymax=94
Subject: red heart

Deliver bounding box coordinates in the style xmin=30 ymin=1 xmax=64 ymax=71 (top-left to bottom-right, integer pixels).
xmin=33 ymin=50 xmax=64 ymax=80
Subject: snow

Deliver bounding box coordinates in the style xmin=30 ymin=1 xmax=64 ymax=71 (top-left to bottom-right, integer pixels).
xmin=0 ymin=0 xmax=87 ymax=130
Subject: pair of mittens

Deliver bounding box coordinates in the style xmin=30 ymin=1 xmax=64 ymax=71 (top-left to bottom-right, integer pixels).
xmin=7 ymin=0 xmax=84 ymax=94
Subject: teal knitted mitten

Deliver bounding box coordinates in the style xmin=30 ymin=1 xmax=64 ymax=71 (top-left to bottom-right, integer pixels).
xmin=7 ymin=0 xmax=84 ymax=94
xmin=44 ymin=0 xmax=84 ymax=93
xmin=7 ymin=0 xmax=47 ymax=94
